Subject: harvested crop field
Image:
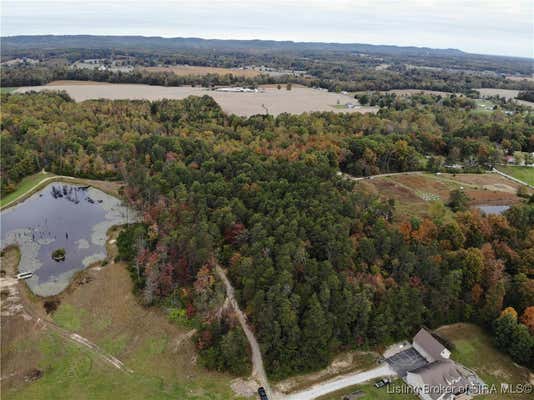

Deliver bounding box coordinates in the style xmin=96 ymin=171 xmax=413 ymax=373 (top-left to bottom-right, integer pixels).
xmin=477 ymin=88 xmax=534 ymax=108
xmin=505 ymin=75 xmax=534 ymax=82
xmin=15 ymin=82 xmax=378 ymax=116
xmin=46 ymin=80 xmax=109 ymax=86
xmin=142 ymin=65 xmax=261 ymax=77
xmin=477 ymin=88 xmax=520 ymax=99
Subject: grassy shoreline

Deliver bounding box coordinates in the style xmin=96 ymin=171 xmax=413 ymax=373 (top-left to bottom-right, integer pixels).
xmin=1 ymin=172 xmax=123 ymax=210
xmin=1 ymin=172 xmax=56 ymax=209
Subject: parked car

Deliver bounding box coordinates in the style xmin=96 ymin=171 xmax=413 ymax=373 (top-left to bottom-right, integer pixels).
xmin=258 ymin=387 xmax=268 ymax=400
xmin=374 ymin=378 xmax=391 ymax=388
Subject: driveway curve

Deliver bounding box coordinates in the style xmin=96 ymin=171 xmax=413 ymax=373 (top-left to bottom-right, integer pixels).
xmin=285 ymin=364 xmax=395 ymax=400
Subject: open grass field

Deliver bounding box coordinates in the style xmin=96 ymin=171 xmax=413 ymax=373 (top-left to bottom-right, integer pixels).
xmin=1 ymin=228 xmax=244 ymax=400
xmin=436 ymin=323 xmax=533 ymax=400
xmin=15 ymin=82 xmax=378 ymax=116
xmin=1 ymin=87 xmax=17 ymax=94
xmin=315 ymin=380 xmax=417 ymax=400
xmin=0 ymin=171 xmax=55 ymax=208
xmin=363 ymin=172 xmax=528 ymax=220
xmin=142 ymin=65 xmax=261 ymax=78
xmin=496 ymin=165 xmax=534 ymax=186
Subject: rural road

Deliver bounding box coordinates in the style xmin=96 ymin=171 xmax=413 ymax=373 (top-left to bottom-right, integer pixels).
xmin=214 ymin=265 xmax=276 ymax=399
xmin=337 ymin=170 xmax=424 ymax=181
xmin=285 ymin=364 xmax=396 ymax=400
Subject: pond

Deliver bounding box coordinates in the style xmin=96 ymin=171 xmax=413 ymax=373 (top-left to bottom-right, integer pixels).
xmin=475 ymin=205 xmax=511 ymax=215
xmin=1 ymin=183 xmax=133 ymax=296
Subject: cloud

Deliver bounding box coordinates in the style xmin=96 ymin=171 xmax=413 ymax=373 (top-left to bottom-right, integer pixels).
xmin=1 ymin=0 xmax=532 ymax=57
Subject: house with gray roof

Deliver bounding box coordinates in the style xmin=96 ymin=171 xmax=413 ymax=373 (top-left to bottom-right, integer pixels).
xmin=413 ymin=329 xmax=451 ymax=363
xmin=406 ymin=359 xmax=474 ymax=400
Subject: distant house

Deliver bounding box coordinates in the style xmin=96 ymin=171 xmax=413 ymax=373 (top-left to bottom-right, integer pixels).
xmin=413 ymin=329 xmax=451 ymax=363
xmin=406 ymin=360 xmax=473 ymax=400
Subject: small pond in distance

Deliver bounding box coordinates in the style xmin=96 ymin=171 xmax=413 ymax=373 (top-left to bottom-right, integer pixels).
xmin=475 ymin=205 xmax=511 ymax=215
xmin=1 ymin=183 xmax=133 ymax=296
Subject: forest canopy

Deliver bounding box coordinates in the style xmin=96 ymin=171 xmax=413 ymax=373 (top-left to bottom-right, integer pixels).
xmin=1 ymin=91 xmax=533 ymax=375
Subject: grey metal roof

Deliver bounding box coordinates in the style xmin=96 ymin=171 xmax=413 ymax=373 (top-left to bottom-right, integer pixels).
xmin=413 ymin=328 xmax=447 ymax=361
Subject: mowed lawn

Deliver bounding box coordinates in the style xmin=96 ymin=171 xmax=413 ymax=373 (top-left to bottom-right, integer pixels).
xmin=496 ymin=165 xmax=534 ymax=186
xmin=0 ymin=171 xmax=55 ymax=208
xmin=437 ymin=323 xmax=532 ymax=400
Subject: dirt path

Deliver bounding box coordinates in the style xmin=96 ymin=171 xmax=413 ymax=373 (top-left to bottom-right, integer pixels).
xmin=36 ymin=315 xmax=134 ymax=373
xmin=214 ymin=265 xmax=275 ymax=399
xmin=285 ymin=364 xmax=395 ymax=400
xmin=337 ymin=170 xmax=424 ymax=182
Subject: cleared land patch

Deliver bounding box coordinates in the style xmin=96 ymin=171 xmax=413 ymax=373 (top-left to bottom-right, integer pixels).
xmin=1 ymin=228 xmax=241 ymax=400
xmin=15 ymin=82 xmax=378 ymax=117
xmin=363 ymin=172 xmax=528 ymax=220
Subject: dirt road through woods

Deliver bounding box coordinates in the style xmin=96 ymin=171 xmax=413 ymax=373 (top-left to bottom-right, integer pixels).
xmin=214 ymin=265 xmax=276 ymax=399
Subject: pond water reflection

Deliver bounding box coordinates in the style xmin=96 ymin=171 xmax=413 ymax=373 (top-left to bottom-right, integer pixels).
xmin=1 ymin=183 xmax=132 ymax=296
xmin=475 ymin=205 xmax=511 ymax=215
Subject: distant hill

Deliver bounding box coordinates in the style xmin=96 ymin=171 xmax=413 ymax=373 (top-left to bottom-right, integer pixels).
xmin=1 ymin=35 xmax=467 ymax=57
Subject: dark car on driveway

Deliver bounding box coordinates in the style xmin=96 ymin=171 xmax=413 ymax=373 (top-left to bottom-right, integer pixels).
xmin=258 ymin=387 xmax=268 ymax=400
xmin=374 ymin=378 xmax=391 ymax=388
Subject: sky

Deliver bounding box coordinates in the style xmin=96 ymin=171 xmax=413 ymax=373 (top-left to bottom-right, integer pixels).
xmin=1 ymin=0 xmax=533 ymax=58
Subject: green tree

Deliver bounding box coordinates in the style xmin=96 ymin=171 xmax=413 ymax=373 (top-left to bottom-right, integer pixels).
xmin=301 ymin=294 xmax=331 ymax=369
xmin=448 ymin=189 xmax=469 ymax=212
